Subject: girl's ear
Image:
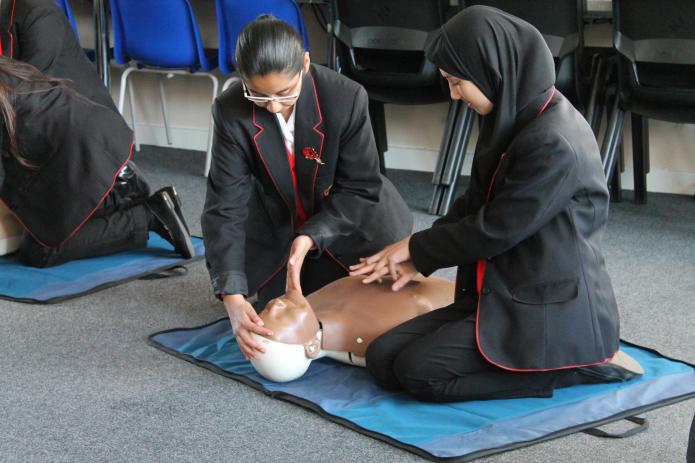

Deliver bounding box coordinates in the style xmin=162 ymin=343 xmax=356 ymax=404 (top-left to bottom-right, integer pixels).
xmin=303 ymin=52 xmax=311 ymax=73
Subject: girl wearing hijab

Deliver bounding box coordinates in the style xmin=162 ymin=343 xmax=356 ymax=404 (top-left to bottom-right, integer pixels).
xmin=202 ymin=15 xmax=412 ymax=360
xmin=351 ymin=6 xmax=642 ymax=402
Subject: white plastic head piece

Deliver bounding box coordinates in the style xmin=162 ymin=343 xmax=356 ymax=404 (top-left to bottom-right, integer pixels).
xmin=249 ymin=332 xmax=317 ymax=382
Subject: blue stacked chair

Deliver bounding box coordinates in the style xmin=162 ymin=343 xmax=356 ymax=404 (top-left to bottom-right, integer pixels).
xmin=216 ymin=0 xmax=309 ymax=90
xmin=110 ymin=0 xmax=219 ymax=176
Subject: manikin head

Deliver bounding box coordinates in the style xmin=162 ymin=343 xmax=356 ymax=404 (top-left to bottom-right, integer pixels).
xmin=250 ymin=290 xmax=322 ymax=382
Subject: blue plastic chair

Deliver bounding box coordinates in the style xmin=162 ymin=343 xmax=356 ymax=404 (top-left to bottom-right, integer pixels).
xmin=54 ymin=0 xmax=79 ymax=41
xmin=216 ymin=0 xmax=309 ymax=89
xmin=110 ymin=0 xmax=219 ymax=176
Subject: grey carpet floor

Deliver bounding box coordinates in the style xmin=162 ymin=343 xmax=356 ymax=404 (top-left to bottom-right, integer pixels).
xmin=1 ymin=145 xmax=693 ymax=463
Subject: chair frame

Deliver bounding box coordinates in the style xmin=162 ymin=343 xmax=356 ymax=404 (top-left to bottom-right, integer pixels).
xmin=117 ymin=66 xmax=219 ymax=177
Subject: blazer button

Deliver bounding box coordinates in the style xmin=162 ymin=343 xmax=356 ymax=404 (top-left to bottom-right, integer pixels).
xmin=481 ymin=288 xmax=491 ymax=295
xmin=460 ymin=288 xmax=467 ymax=293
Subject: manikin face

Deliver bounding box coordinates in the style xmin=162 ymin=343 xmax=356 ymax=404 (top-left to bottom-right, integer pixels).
xmin=250 ymin=290 xmax=321 ymax=383
xmin=259 ymin=289 xmax=320 ymax=347
xmin=243 ymin=52 xmax=311 ymax=118
xmin=440 ymin=70 xmax=494 ymax=115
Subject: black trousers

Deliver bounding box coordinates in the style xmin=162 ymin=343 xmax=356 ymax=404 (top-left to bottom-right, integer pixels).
xmin=256 ymin=253 xmax=348 ymax=311
xmin=366 ymin=302 xmax=572 ymax=402
xmin=18 ymin=190 xmax=149 ymax=268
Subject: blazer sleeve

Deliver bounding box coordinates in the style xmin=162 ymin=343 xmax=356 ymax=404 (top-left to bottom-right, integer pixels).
xmin=297 ymin=86 xmax=382 ymax=254
xmin=410 ymin=131 xmax=579 ymax=276
xmin=15 ymin=7 xmax=65 ymax=75
xmin=201 ymin=103 xmax=252 ymax=298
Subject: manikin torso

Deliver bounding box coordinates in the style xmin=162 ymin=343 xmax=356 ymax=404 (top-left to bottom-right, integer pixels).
xmin=250 ymin=275 xmax=455 ymax=382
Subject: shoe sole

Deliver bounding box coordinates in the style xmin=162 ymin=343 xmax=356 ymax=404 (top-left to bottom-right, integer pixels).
xmin=161 ymin=186 xmax=189 ymax=234
xmin=610 ymin=350 xmax=645 ymax=375
xmin=151 ymin=192 xmax=195 ymax=259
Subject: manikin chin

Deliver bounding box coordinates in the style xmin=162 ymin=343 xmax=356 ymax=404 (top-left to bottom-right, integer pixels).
xmin=250 ymin=275 xmax=455 ymax=382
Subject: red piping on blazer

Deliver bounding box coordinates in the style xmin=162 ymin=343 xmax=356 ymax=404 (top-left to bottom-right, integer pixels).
xmin=252 ymin=104 xmax=295 ymax=230
xmin=0 ymin=139 xmax=135 ymax=249
xmin=307 ymin=72 xmax=325 ymax=216
xmin=1 ymin=0 xmax=17 ymax=57
xmin=473 ymin=87 xmax=614 ymax=372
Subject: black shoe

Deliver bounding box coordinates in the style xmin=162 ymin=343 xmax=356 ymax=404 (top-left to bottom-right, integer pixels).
xmin=147 ymin=191 xmax=195 ymax=259
xmin=576 ymin=350 xmax=644 ymax=383
xmin=153 ymin=186 xmax=189 ymax=234
xmin=115 ymin=162 xmax=151 ymax=202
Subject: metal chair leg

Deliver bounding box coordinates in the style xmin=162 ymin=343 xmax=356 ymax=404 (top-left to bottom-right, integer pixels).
xmin=158 ymin=74 xmax=173 ymax=145
xmin=601 ymin=100 xmax=625 ymax=204
xmin=439 ymin=106 xmax=475 ymax=216
xmin=126 ymin=75 xmax=140 ymax=152
xmin=204 ymin=73 xmax=220 ymax=178
xmin=631 ymin=113 xmax=648 ymax=204
xmin=585 ymin=54 xmax=605 ymax=136
xmin=429 ymin=100 xmax=461 ymax=214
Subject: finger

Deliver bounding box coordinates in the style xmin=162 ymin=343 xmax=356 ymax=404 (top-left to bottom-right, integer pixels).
xmin=363 ymin=250 xmax=386 ymax=264
xmin=388 ymin=257 xmax=399 ymax=282
xmin=286 ymin=266 xmax=302 ymax=293
xmin=239 ymin=331 xmax=266 ymax=353
xmin=392 ymin=274 xmax=412 ymax=291
xmin=246 ymin=308 xmax=264 ymax=326
xmin=349 ymin=262 xmax=377 ymax=276
xmin=362 ymin=266 xmax=390 ymax=284
xmin=243 ymin=318 xmax=273 ymax=337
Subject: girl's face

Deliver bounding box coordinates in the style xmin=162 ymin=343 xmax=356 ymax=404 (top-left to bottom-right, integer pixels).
xmin=243 ymin=52 xmax=310 ymax=118
xmin=440 ymin=70 xmax=494 ymax=115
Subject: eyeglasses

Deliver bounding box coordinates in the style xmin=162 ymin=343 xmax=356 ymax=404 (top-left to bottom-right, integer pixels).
xmin=242 ymin=71 xmax=303 ymax=105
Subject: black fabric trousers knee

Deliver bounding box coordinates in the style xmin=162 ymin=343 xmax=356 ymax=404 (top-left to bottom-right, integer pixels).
xmin=255 ymin=253 xmax=348 ymax=311
xmin=18 ymin=190 xmax=150 ymax=268
xmin=365 ymin=301 xmax=569 ymax=402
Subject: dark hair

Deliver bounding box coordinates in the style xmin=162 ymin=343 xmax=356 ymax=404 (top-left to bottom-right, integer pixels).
xmin=235 ymin=14 xmax=305 ymax=80
xmin=0 ymin=57 xmax=67 ymax=169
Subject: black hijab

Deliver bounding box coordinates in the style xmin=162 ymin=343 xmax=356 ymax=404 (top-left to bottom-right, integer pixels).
xmin=426 ymin=6 xmax=555 ymax=180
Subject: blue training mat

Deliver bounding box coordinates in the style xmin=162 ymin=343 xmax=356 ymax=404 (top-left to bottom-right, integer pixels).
xmin=0 ymin=232 xmax=204 ymax=304
xmin=149 ymin=317 xmax=695 ymax=462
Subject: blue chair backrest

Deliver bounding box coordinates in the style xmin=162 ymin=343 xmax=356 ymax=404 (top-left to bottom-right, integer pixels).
xmin=54 ymin=0 xmax=79 ymax=40
xmin=216 ymin=0 xmax=309 ymax=75
xmin=110 ymin=0 xmax=212 ymax=70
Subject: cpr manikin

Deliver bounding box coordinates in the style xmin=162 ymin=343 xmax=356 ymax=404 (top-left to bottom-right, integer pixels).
xmin=250 ymin=275 xmax=455 ymax=382
xmin=0 ymin=202 xmax=22 ymax=256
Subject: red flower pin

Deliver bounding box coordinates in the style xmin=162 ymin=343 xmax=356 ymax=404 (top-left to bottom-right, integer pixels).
xmin=302 ymin=147 xmax=324 ymax=165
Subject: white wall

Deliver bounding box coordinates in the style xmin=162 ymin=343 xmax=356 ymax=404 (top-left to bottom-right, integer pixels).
xmin=72 ymin=1 xmax=695 ymax=195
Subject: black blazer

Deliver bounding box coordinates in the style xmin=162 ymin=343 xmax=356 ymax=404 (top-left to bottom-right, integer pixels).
xmin=0 ymin=76 xmax=133 ymax=247
xmin=202 ymin=64 xmax=412 ymax=298
xmin=0 ymin=0 xmax=117 ymax=111
xmin=410 ymin=91 xmax=619 ymax=371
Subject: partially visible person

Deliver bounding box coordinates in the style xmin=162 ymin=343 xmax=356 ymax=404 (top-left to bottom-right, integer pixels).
xmin=0 ymin=0 xmax=117 ymax=109
xmin=0 ymin=57 xmax=193 ymax=267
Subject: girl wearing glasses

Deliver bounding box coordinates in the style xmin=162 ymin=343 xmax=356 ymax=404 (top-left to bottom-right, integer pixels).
xmin=202 ymin=15 xmax=412 ymax=360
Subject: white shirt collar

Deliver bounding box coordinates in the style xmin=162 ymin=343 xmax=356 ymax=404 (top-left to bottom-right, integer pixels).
xmin=275 ymin=107 xmax=296 ymax=156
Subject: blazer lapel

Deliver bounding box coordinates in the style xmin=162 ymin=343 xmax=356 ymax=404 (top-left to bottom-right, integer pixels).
xmin=294 ymin=71 xmax=326 ymax=217
xmin=252 ymin=104 xmax=297 ymax=224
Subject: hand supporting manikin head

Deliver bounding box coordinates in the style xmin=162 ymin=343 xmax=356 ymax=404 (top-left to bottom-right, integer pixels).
xmin=250 ymin=275 xmax=455 ymax=382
